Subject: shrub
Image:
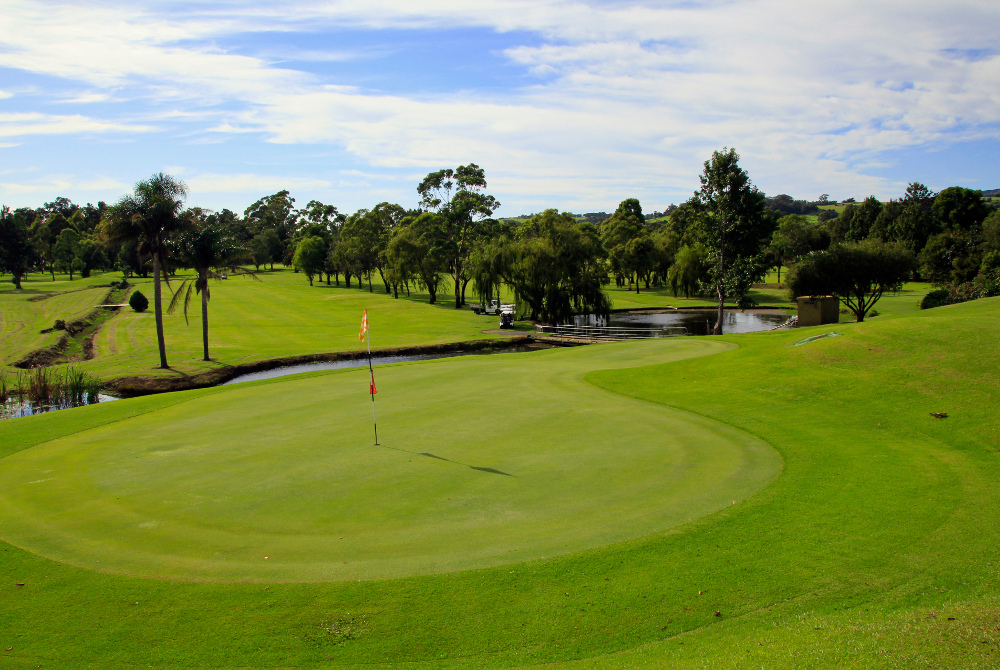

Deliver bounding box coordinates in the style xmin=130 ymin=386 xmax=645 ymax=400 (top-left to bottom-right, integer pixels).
xmin=129 ymin=289 xmax=149 ymax=312
xmin=920 ymin=289 xmax=951 ymax=310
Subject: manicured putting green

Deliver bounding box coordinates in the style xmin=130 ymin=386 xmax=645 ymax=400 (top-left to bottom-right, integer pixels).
xmin=0 ymin=339 xmax=780 ymax=582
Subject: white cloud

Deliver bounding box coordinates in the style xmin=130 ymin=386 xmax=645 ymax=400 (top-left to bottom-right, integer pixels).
xmin=0 ymin=0 xmax=998 ymax=206
xmin=0 ymin=113 xmax=155 ymax=137
xmin=184 ymin=172 xmax=332 ymax=194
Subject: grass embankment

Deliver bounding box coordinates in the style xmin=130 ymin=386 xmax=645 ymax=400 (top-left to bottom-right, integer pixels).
xmin=0 ymin=273 xmax=115 ymax=370
xmin=1 ymin=298 xmax=999 ymax=667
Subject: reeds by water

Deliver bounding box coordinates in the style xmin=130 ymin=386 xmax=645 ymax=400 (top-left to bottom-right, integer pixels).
xmin=1 ymin=365 xmax=103 ymax=413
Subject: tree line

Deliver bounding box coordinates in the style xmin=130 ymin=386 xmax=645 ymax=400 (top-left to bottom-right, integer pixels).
xmin=3 ymin=152 xmax=997 ymax=370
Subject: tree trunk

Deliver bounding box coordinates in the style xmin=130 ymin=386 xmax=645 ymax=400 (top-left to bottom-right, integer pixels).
xmin=201 ymin=286 xmax=210 ymax=361
xmin=714 ymin=243 xmax=725 ymax=336
xmin=345 ymin=273 xmax=352 ymax=288
xmin=461 ymin=278 xmax=470 ymax=306
xmin=153 ymin=252 xmax=169 ymax=368
xmin=309 ymin=275 xmax=313 ymax=286
xmin=12 ymin=273 xmax=22 ymax=289
xmin=635 ymin=273 xmax=639 ymax=294
xmin=368 ymin=274 xmax=372 ymax=292
xmin=777 ymin=264 xmax=781 ymax=283
xmin=393 ymin=283 xmax=398 ymax=299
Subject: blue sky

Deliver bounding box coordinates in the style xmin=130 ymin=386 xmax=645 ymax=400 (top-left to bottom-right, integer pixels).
xmin=1 ymin=0 xmax=998 ymax=217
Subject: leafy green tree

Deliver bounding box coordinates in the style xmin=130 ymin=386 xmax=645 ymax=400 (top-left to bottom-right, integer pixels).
xmin=933 ymin=187 xmax=988 ymax=232
xmin=695 ymin=148 xmax=772 ymax=333
xmin=768 ymin=214 xmax=829 ymax=282
xmin=600 ymin=199 xmax=648 ymax=291
xmin=102 ymin=172 xmax=190 ymax=369
xmin=244 ymin=190 xmax=298 ymax=264
xmin=919 ymin=232 xmax=981 ymax=285
xmin=667 ymin=243 xmax=710 ymax=298
xmin=0 ymin=207 xmax=33 ymax=289
xmin=168 ymin=221 xmax=257 ymax=361
xmin=30 ymin=222 xmax=56 ymax=280
xmin=788 ymin=241 xmax=916 ymax=322
xmin=54 ymin=228 xmax=82 ymax=279
xmin=887 ymin=201 xmax=938 ymax=253
xmin=417 ymin=164 xmax=500 ymax=308
xmin=383 ymin=216 xmax=444 ymax=303
xmin=846 ymin=196 xmax=882 ymax=241
xmin=983 ymin=210 xmax=1000 ymax=254
xmin=293 ymin=236 xmax=327 ymax=286
xmin=74 ymin=234 xmax=107 ymax=278
xmin=483 ymin=209 xmax=610 ymax=323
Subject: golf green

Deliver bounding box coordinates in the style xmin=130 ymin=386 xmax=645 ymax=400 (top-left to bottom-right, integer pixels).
xmin=0 ymin=339 xmax=779 ymax=582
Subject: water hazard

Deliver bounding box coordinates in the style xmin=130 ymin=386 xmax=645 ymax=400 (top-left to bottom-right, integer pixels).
xmin=223 ymin=344 xmax=538 ymax=386
xmin=573 ymin=310 xmax=789 ymax=336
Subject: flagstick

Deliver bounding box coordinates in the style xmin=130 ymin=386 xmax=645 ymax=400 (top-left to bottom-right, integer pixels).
xmin=366 ymin=329 xmax=379 ymax=445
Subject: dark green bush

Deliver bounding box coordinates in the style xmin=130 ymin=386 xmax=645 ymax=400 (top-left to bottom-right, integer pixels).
xmin=920 ymin=288 xmax=951 ymax=310
xmin=129 ymin=289 xmax=149 ymax=313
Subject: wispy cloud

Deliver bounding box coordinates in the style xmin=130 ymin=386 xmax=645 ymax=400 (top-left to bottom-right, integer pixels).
xmin=0 ymin=0 xmax=998 ymax=208
xmin=0 ymin=113 xmax=155 ymax=137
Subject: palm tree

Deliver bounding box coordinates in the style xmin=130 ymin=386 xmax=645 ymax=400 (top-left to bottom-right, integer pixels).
xmin=168 ymin=218 xmax=258 ymax=361
xmin=102 ymin=173 xmax=189 ymax=369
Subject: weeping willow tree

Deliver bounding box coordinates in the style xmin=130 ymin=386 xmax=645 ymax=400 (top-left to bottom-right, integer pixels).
xmin=168 ymin=216 xmax=258 ymax=361
xmin=470 ymin=209 xmax=611 ymax=324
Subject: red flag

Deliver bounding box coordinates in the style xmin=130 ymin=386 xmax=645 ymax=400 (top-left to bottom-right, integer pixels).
xmin=369 ymin=370 xmax=377 ymax=395
xmin=359 ymin=310 xmax=368 ymax=341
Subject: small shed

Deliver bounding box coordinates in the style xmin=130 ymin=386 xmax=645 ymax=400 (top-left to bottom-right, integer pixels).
xmin=797 ymin=296 xmax=839 ymax=327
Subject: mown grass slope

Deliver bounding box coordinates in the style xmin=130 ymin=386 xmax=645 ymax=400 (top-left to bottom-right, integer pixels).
xmin=0 ymin=297 xmax=998 ymax=668
xmin=0 ymin=273 xmax=114 ymax=369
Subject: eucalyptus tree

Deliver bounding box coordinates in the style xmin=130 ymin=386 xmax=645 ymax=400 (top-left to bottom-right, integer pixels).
xmin=53 ymin=228 xmax=81 ymax=279
xmin=386 ymin=213 xmax=449 ymax=304
xmin=168 ymin=218 xmax=258 ymax=361
xmin=417 ymin=163 xmax=500 ymax=308
xmin=695 ymin=149 xmax=772 ymax=334
xmin=293 ymin=236 xmax=327 ymax=286
xmin=244 ymin=190 xmax=298 ymax=264
xmin=600 ymin=198 xmax=646 ymax=289
xmin=102 ymin=173 xmax=189 ymax=368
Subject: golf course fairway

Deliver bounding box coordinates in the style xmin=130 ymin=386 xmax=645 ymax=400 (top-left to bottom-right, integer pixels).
xmin=0 ymin=338 xmax=779 ymax=582
xmin=2 ymin=297 xmax=999 ymax=669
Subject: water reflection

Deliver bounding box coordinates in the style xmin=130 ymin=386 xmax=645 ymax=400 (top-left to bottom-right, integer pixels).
xmin=572 ymin=310 xmax=789 ymax=335
xmin=1 ymin=394 xmax=118 ymax=420
xmin=223 ymin=344 xmax=536 ymax=386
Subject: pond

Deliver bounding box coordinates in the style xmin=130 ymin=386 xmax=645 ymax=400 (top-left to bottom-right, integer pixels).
xmin=572 ymin=309 xmax=790 ymax=336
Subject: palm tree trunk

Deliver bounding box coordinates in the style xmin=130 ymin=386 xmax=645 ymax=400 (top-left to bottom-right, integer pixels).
xmin=201 ymin=286 xmax=210 ymax=361
xmin=153 ymin=251 xmax=169 ymax=368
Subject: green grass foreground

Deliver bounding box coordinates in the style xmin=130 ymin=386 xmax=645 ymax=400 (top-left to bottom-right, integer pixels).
xmin=0 ymin=296 xmax=997 ymax=668
xmin=0 ymin=340 xmax=778 ymax=582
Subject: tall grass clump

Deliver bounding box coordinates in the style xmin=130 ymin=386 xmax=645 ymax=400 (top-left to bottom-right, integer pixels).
xmin=27 ymin=367 xmax=59 ymax=404
xmin=19 ymin=366 xmax=103 ymax=408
